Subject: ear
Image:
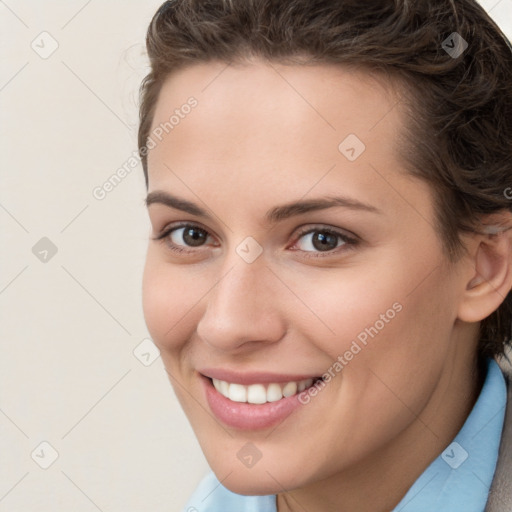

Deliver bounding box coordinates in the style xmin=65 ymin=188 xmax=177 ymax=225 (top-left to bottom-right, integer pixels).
xmin=457 ymin=211 xmax=512 ymax=323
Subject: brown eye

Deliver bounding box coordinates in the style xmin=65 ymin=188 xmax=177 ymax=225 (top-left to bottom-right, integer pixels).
xmin=154 ymin=223 xmax=216 ymax=255
xmin=312 ymin=231 xmax=340 ymax=251
xmin=291 ymin=226 xmax=359 ymax=258
xmin=295 ymin=229 xmax=345 ymax=252
xmin=171 ymin=226 xmax=209 ymax=247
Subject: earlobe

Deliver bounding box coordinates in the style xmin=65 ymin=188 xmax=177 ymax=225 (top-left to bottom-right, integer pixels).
xmin=458 ymin=220 xmax=512 ymax=323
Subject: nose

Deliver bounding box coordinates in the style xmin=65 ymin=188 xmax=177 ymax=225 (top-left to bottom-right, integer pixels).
xmin=196 ymin=254 xmax=287 ymax=352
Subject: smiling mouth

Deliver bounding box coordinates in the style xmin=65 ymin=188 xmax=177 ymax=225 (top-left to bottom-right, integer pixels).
xmin=207 ymin=376 xmax=323 ymax=404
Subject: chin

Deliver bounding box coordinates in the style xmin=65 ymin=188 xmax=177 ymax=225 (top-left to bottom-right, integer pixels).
xmin=210 ymin=459 xmax=309 ymax=496
xmin=220 ymin=474 xmax=282 ymax=496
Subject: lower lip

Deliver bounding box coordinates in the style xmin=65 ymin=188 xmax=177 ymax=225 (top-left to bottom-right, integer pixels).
xmin=201 ymin=374 xmax=308 ymax=430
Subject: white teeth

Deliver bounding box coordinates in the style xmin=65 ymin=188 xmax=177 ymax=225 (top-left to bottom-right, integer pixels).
xmin=219 ymin=379 xmax=229 ymax=396
xmin=247 ymin=384 xmax=267 ymax=404
xmin=297 ymin=379 xmax=313 ymax=392
xmin=211 ymin=377 xmax=317 ymax=404
xmin=282 ymin=381 xmax=297 ymax=397
xmin=228 ymin=383 xmax=247 ymax=403
xmin=266 ymin=383 xmax=283 ymax=402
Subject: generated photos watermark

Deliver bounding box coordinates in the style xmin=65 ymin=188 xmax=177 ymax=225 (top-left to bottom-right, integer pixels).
xmin=298 ymin=301 xmax=403 ymax=404
xmin=92 ymin=96 xmax=198 ymax=201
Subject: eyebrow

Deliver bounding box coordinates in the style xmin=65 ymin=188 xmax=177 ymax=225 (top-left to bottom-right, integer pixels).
xmin=145 ymin=190 xmax=381 ymax=223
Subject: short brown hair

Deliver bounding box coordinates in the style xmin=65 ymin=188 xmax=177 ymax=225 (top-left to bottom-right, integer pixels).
xmin=138 ymin=0 xmax=512 ymax=359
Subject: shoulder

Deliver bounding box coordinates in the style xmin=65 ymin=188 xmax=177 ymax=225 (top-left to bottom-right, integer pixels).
xmin=486 ymin=354 xmax=512 ymax=511
xmin=181 ymin=470 xmax=277 ymax=512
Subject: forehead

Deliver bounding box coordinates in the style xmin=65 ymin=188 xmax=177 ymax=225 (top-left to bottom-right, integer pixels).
xmin=150 ymin=59 xmax=403 ymax=143
xmin=146 ymin=59 xmax=431 ymax=222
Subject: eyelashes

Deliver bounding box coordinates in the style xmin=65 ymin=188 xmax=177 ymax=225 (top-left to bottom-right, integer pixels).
xmin=153 ymin=223 xmax=215 ymax=255
xmin=153 ymin=222 xmax=360 ymax=258
xmin=291 ymin=226 xmax=358 ymax=256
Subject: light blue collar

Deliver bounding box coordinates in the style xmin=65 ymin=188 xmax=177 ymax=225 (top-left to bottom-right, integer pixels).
xmin=393 ymin=357 xmax=507 ymax=512
xmin=183 ymin=357 xmax=506 ymax=512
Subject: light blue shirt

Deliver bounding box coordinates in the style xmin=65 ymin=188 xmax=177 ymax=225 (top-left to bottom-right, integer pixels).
xmin=182 ymin=357 xmax=506 ymax=512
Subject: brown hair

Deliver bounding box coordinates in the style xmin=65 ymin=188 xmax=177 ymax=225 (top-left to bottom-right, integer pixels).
xmin=138 ymin=0 xmax=512 ymax=359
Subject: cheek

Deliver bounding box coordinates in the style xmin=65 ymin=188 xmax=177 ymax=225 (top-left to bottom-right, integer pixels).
xmin=141 ymin=251 xmax=201 ymax=352
xmin=335 ymin=267 xmax=457 ymax=425
xmin=291 ymin=256 xmax=456 ymax=380
xmin=282 ymin=266 xmax=406 ymax=359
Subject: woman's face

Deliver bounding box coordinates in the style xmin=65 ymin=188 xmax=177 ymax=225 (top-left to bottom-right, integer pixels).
xmin=142 ymin=60 xmax=476 ymax=495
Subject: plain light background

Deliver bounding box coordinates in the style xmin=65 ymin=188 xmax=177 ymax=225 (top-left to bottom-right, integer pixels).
xmin=1 ymin=1 xmax=511 ymax=511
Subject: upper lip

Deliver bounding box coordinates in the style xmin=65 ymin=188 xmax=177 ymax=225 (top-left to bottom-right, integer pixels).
xmin=198 ymin=368 xmax=321 ymax=385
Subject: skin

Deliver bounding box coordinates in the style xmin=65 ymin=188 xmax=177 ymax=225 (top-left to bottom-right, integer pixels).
xmin=142 ymin=59 xmax=512 ymax=512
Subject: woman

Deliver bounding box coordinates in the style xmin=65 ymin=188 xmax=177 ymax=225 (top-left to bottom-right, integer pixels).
xmin=138 ymin=0 xmax=512 ymax=510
